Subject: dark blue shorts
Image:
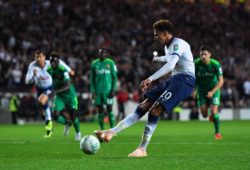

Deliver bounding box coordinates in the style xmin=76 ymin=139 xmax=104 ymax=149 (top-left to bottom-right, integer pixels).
xmin=144 ymin=74 xmax=195 ymax=113
xmin=36 ymin=86 xmax=53 ymax=98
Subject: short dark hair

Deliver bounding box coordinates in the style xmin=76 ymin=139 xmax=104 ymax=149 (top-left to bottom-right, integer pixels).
xmin=200 ymin=46 xmax=213 ymax=53
xmin=153 ymin=19 xmax=174 ymax=33
xmin=35 ymin=49 xmax=46 ymax=55
xmin=49 ymin=52 xmax=60 ymax=63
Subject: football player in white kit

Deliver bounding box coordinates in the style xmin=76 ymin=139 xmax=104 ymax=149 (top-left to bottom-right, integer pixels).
xmin=95 ymin=19 xmax=195 ymax=157
xmin=25 ymin=50 xmax=74 ymax=138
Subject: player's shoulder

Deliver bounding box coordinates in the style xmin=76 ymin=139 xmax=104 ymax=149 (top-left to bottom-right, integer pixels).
xmin=170 ymin=38 xmax=190 ymax=51
xmin=194 ymin=58 xmax=201 ymax=64
xmin=91 ymin=58 xmax=100 ymax=65
xmin=58 ymin=64 xmax=67 ymax=71
xmin=210 ymin=58 xmax=221 ymax=65
xmin=173 ymin=38 xmax=190 ymax=46
xmin=28 ymin=61 xmax=37 ymax=68
xmin=104 ymin=58 xmax=115 ymax=64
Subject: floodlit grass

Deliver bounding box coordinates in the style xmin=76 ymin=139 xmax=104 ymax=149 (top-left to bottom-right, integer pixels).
xmin=0 ymin=120 xmax=249 ymax=170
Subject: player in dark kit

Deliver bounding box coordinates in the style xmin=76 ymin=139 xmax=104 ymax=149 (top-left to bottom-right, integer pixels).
xmin=47 ymin=53 xmax=81 ymax=141
xmin=90 ymin=48 xmax=117 ymax=130
xmin=194 ymin=46 xmax=224 ymax=140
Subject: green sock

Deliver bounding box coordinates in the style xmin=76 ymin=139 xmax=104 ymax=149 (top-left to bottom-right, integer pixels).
xmin=72 ymin=117 xmax=80 ymax=133
xmin=213 ymin=113 xmax=220 ymax=134
xmin=108 ymin=112 xmax=115 ymax=128
xmin=56 ymin=115 xmax=67 ymax=125
xmin=98 ymin=113 xmax=105 ymax=130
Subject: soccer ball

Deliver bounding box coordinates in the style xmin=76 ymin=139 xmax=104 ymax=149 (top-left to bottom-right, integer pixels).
xmin=80 ymin=135 xmax=100 ymax=154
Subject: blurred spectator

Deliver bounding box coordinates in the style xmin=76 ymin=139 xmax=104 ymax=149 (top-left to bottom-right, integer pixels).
xmin=8 ymin=93 xmax=20 ymax=124
xmin=0 ymin=0 xmax=249 ymax=109
xmin=243 ymin=76 xmax=250 ymax=106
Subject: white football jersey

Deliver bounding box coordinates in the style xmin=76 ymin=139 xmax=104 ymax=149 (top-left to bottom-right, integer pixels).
xmin=149 ymin=37 xmax=195 ymax=81
xmin=25 ymin=60 xmax=71 ymax=88
xmin=165 ymin=38 xmax=195 ymax=76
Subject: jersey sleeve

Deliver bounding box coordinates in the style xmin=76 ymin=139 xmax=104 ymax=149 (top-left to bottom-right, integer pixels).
xmin=59 ymin=59 xmax=71 ymax=72
xmin=25 ymin=63 xmax=35 ymax=84
xmin=215 ymin=62 xmax=223 ymax=78
xmin=168 ymin=41 xmax=186 ymax=58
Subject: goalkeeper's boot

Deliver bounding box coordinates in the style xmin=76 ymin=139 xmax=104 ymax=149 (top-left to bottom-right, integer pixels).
xmin=128 ymin=148 xmax=147 ymax=157
xmin=94 ymin=130 xmax=116 ymax=143
xmin=64 ymin=122 xmax=72 ymax=136
xmin=44 ymin=120 xmax=53 ymax=138
xmin=215 ymin=133 xmax=222 ymax=140
xmin=75 ymin=132 xmax=81 ymax=141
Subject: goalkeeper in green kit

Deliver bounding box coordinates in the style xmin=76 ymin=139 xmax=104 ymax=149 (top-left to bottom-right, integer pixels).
xmin=90 ymin=48 xmax=117 ymax=130
xmin=47 ymin=53 xmax=81 ymax=141
xmin=194 ymin=46 xmax=224 ymax=140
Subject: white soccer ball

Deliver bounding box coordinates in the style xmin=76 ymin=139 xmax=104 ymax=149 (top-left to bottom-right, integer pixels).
xmin=80 ymin=135 xmax=100 ymax=154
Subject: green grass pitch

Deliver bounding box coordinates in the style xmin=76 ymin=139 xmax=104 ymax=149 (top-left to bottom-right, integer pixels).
xmin=0 ymin=120 xmax=249 ymax=170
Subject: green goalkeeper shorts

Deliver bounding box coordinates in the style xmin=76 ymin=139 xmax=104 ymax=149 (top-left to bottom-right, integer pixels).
xmin=196 ymin=90 xmax=220 ymax=107
xmin=94 ymin=94 xmax=113 ymax=106
xmin=52 ymin=94 xmax=78 ymax=112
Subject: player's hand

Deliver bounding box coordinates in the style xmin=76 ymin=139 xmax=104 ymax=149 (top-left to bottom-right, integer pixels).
xmin=69 ymin=70 xmax=75 ymax=76
xmin=206 ymin=91 xmax=214 ymax=98
xmin=140 ymin=79 xmax=152 ymax=92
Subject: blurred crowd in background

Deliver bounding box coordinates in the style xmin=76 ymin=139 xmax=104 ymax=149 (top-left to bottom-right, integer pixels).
xmin=1 ymin=0 xmax=250 ymax=121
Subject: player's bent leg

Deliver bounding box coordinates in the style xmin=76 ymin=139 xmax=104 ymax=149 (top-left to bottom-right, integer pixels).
xmin=94 ymin=98 xmax=153 ymax=143
xmin=129 ymin=103 xmax=162 ymax=157
xmin=53 ymin=111 xmax=67 ymax=125
xmin=38 ymin=93 xmax=49 ymax=106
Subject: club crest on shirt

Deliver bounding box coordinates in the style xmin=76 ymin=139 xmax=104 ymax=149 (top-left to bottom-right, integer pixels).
xmin=106 ymin=64 xmax=110 ymax=68
xmin=173 ymin=44 xmax=178 ymax=51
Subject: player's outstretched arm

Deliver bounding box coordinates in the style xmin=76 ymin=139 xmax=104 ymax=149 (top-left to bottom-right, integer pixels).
xmin=149 ymin=54 xmax=179 ymax=81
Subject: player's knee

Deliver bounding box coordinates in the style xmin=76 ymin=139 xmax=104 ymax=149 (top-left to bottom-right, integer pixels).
xmin=149 ymin=103 xmax=164 ymax=116
xmin=38 ymin=94 xmax=48 ymax=106
xmin=140 ymin=98 xmax=153 ymax=112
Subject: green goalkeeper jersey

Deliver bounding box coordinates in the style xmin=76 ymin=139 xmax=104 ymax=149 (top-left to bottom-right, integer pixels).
xmin=195 ymin=58 xmax=223 ymax=92
xmin=90 ymin=58 xmax=117 ymax=94
xmin=47 ymin=65 xmax=76 ymax=97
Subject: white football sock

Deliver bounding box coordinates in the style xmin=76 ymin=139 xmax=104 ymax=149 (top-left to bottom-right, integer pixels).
xmin=44 ymin=107 xmax=52 ymax=121
xmin=111 ymin=112 xmax=140 ymax=134
xmin=139 ymin=121 xmax=158 ymax=150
